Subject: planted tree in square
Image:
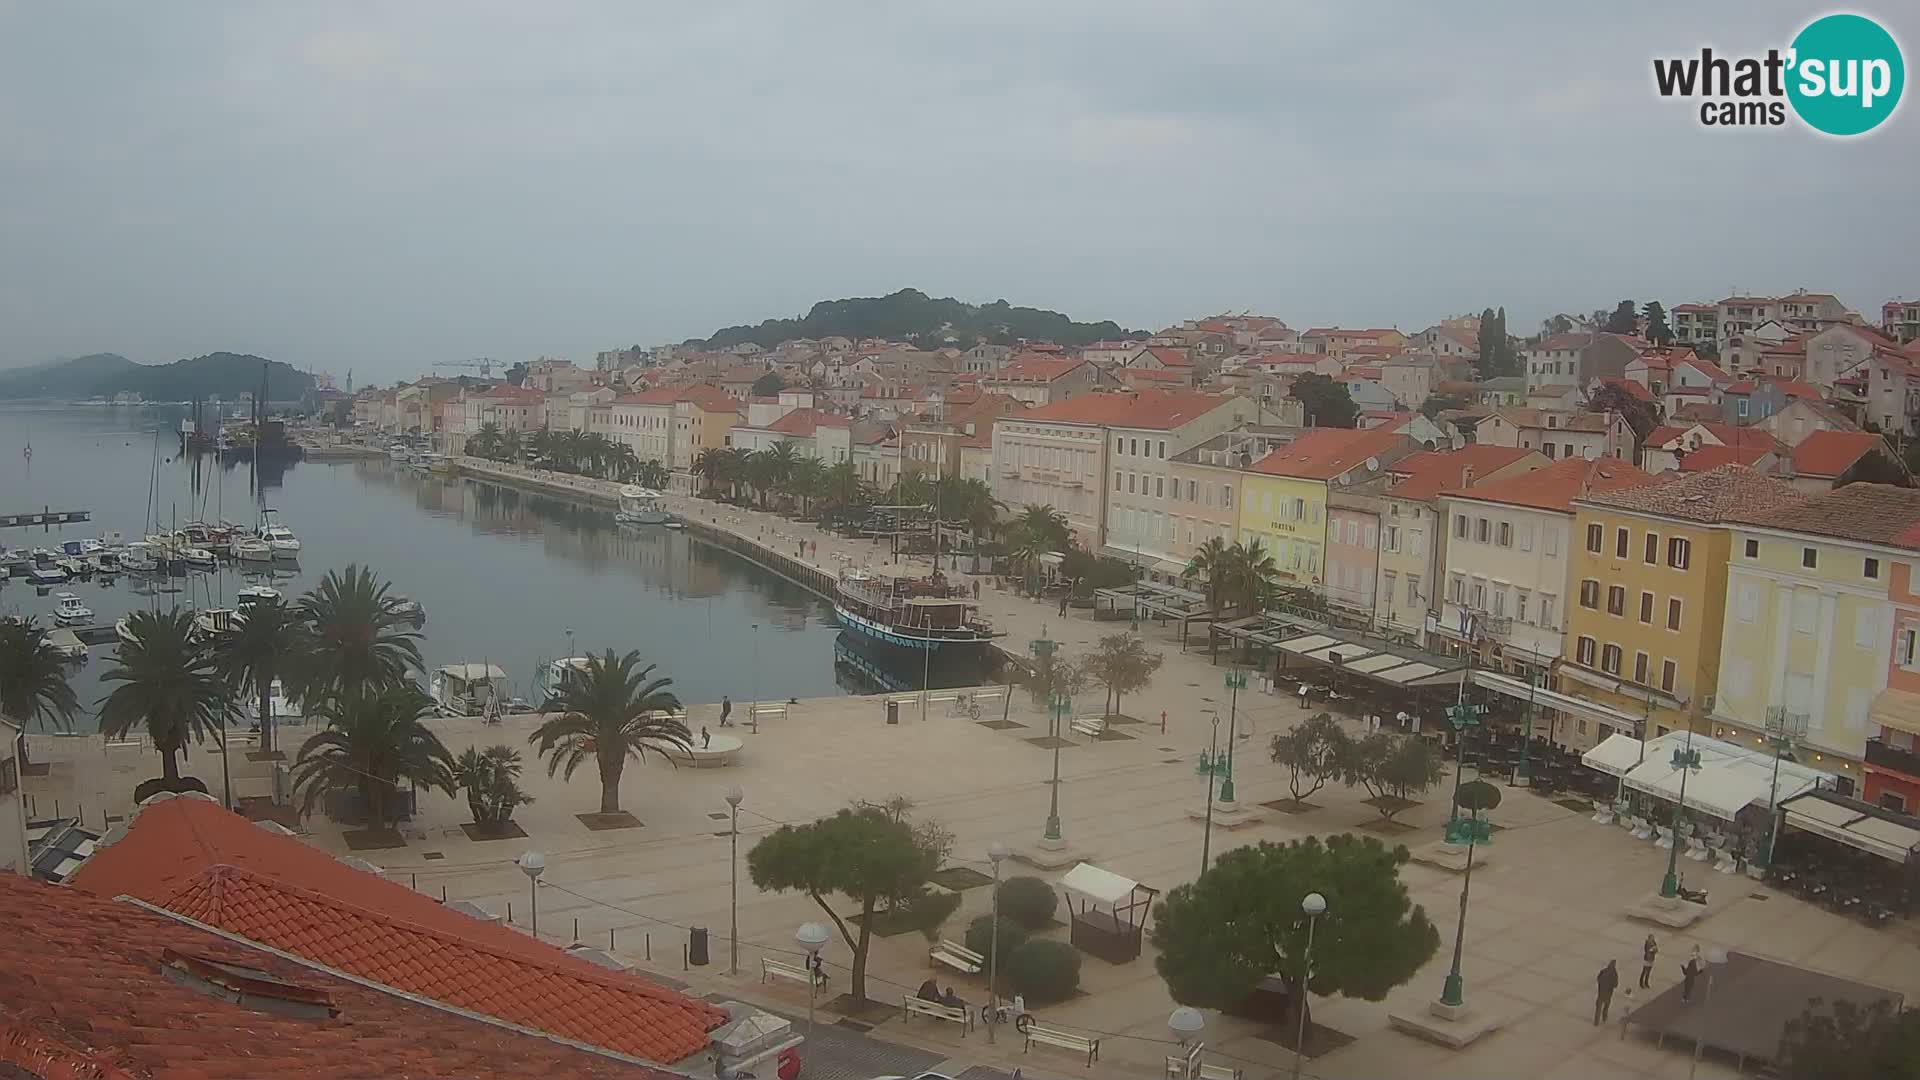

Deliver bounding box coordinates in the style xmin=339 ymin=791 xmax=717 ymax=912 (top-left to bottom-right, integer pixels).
xmin=1269 ymin=712 xmax=1351 ymax=806
xmin=1152 ymin=834 xmax=1437 ymax=1037
xmin=1085 ymin=633 xmax=1164 ymax=719
xmin=1343 ymin=733 xmax=1444 ymax=821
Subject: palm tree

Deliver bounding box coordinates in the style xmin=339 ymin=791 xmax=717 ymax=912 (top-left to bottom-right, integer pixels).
xmin=766 ymin=441 xmax=800 ymax=494
xmin=0 ymin=617 xmax=80 ymax=768
xmin=97 ymin=608 xmax=228 ymax=789
xmin=212 ymin=597 xmax=307 ymax=754
xmin=1015 ymin=504 xmax=1071 ymax=551
xmin=692 ymin=448 xmax=724 ymax=494
xmin=500 ymin=427 xmax=523 ymax=462
xmin=788 ymin=457 xmax=827 ymax=515
xmin=466 ymin=422 xmax=503 ymax=460
xmin=635 ymin=459 xmax=671 ymax=490
xmin=745 ymin=450 xmax=778 ymax=508
xmin=1220 ymin=539 xmax=1281 ymax=615
xmin=291 ymin=684 xmax=455 ymax=829
xmin=1184 ymin=537 xmax=1232 ymax=614
xmin=941 ymin=478 xmax=1003 ymax=572
xmin=451 ymin=744 xmax=534 ymax=830
xmin=526 ymin=429 xmax=558 ymax=468
xmin=1005 ymin=523 xmax=1053 ymax=595
xmin=527 ymin=649 xmax=691 ymax=816
xmin=295 ymin=564 xmax=423 ymax=706
xmin=609 ymin=442 xmax=641 ymax=482
xmin=821 ymin=460 xmax=867 ymax=509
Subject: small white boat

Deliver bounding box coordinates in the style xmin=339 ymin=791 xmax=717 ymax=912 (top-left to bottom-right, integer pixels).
xmin=233 ymin=537 xmax=273 ymax=563
xmin=388 ymin=444 xmax=411 ymax=460
xmin=236 ymin=585 xmax=281 ymax=611
xmin=25 ymin=565 xmax=67 ymax=586
xmin=258 ymin=510 xmax=301 ymax=556
xmin=92 ymin=549 xmax=123 ymax=574
xmin=615 ymin=486 xmax=673 ymax=525
xmin=534 ymin=656 xmax=593 ymax=703
xmin=54 ymin=556 xmax=89 ymax=577
xmin=191 ymin=606 xmax=237 ymax=640
xmin=43 ymin=627 xmax=87 ymax=661
xmin=53 ymin=592 xmax=93 ymax=623
xmin=115 ymin=617 xmax=137 ymax=646
xmin=430 ymin=663 xmax=511 ymax=717
xmin=177 ymin=546 xmax=218 ymax=571
xmin=119 ymin=542 xmax=159 ymax=573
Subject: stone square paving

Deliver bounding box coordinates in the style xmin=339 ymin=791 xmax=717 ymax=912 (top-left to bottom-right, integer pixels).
xmin=26 ymin=488 xmax=1920 ymax=1079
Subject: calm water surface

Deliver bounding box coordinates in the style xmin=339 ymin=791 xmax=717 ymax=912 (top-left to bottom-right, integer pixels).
xmin=1 ymin=404 xmax=890 ymax=725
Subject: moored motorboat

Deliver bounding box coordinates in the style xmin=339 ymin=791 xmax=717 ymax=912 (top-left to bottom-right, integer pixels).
xmin=53 ymin=592 xmax=94 ymax=623
xmin=258 ymin=509 xmax=301 ymax=556
xmin=236 ymin=585 xmax=281 ymax=611
xmin=191 ymin=606 xmax=237 ymax=640
xmin=25 ymin=564 xmax=67 ymax=586
xmin=119 ymin=542 xmax=160 ymax=573
xmin=832 ymin=564 xmax=999 ymax=656
xmin=615 ymin=486 xmax=673 ymax=525
xmin=430 ymin=663 xmax=511 ymax=717
xmin=43 ymin=627 xmax=88 ymax=661
xmin=233 ymin=537 xmax=273 ymax=563
xmin=533 ymin=656 xmax=593 ymax=703
xmin=176 ymin=546 xmax=218 ymax=571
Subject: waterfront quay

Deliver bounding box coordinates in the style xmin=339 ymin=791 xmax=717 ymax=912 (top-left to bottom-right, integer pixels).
xmin=25 ymin=458 xmax=1920 ymax=1080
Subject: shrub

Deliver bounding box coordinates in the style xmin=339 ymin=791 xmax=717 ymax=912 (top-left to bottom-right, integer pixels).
xmin=1005 ymin=939 xmax=1082 ymax=1001
xmin=897 ymin=889 xmax=963 ymax=942
xmin=964 ymin=914 xmax=1026 ymax=971
xmin=996 ymin=876 xmax=1060 ymax=931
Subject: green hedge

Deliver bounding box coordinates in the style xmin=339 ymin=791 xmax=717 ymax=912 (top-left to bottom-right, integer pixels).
xmin=1005 ymin=939 xmax=1081 ymax=1001
xmin=996 ymin=876 xmax=1059 ymax=931
xmin=963 ymin=914 xmax=1026 ymax=971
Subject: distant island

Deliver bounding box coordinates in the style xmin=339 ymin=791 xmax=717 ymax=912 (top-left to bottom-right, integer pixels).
xmin=0 ymin=351 xmax=317 ymax=402
xmin=687 ymin=288 xmax=1146 ymax=351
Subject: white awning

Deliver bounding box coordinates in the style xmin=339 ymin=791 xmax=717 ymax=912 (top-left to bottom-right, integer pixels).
xmin=1582 ymin=733 xmax=1646 ymax=778
xmin=437 ymin=663 xmax=508 ymax=681
xmin=1060 ymin=862 xmax=1138 ymax=907
xmin=1781 ymin=792 xmax=1920 ymax=863
xmin=1619 ymin=732 xmax=1824 ymax=821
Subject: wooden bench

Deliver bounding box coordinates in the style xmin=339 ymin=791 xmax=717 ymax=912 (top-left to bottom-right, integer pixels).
xmin=1196 ymin=1064 xmax=1242 ymax=1080
xmin=1070 ymin=716 xmax=1106 ymax=738
xmin=761 ymin=957 xmax=824 ymax=988
xmin=902 ymin=995 xmax=973 ymax=1034
xmin=929 ymin=938 xmax=984 ymax=975
xmin=1025 ymin=1023 xmax=1099 ymax=1066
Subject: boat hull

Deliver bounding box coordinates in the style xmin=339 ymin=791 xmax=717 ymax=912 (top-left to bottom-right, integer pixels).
xmin=832 ymin=603 xmax=995 ymax=655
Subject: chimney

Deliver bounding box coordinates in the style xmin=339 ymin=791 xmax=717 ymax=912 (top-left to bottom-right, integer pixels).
xmin=1460 ymin=465 xmax=1476 ymax=488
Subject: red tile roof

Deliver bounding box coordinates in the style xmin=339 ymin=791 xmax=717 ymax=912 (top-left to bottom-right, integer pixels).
xmin=676 ymin=385 xmax=739 ymax=413
xmin=69 ymin=798 xmax=726 ymax=1065
xmin=0 ymin=872 xmax=670 ymax=1080
xmin=995 ymin=356 xmax=1086 ymax=381
xmin=1673 ymin=444 xmax=1776 ymax=472
xmin=1343 ymin=365 xmax=1384 ymax=381
xmin=1597 ymin=376 xmax=1654 ymax=402
xmin=1790 ymin=430 xmax=1890 ymax=478
xmin=1672 ymin=303 xmax=1716 ymax=313
xmin=1675 ymin=355 xmax=1732 ymax=382
xmin=1742 ymin=484 xmax=1920 ymax=549
xmin=1646 ymin=422 xmax=1781 ymax=452
xmin=765 ymin=408 xmax=850 ymax=436
xmin=1578 ymin=464 xmax=1803 ymax=523
xmin=1725 ymin=377 xmax=1824 ymax=400
xmin=1249 ymin=427 xmax=1408 ymax=481
xmin=1012 ymin=390 xmax=1240 ymax=430
xmin=1386 ymin=446 xmax=1544 ymax=501
xmin=1445 ymin=455 xmax=1655 ymax=513
xmin=1143 ymin=347 xmax=1194 ymax=368
xmin=614 ymin=388 xmax=684 ymax=405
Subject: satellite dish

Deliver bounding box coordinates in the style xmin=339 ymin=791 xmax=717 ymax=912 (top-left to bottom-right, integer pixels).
xmin=1365 ymin=457 xmax=1380 ymax=471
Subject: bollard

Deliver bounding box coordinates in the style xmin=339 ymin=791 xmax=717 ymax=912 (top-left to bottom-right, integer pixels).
xmin=411 ymin=873 xmax=417 ymax=890
xmin=573 ymin=917 xmax=578 ymax=942
xmin=682 ymin=944 xmax=689 ymax=971
xmin=442 ymin=885 xmax=448 ymax=902
xmin=508 ymin=900 xmax=513 ymax=923
xmin=645 ymin=932 xmax=651 ymax=960
xmin=1162 ymin=710 xmax=1168 ymax=734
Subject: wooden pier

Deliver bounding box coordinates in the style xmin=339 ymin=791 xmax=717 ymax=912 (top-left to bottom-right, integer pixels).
xmin=0 ymin=508 xmax=91 ymax=529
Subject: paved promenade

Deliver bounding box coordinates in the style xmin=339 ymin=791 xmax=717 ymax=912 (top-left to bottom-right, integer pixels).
xmin=26 ymin=473 xmax=1920 ymax=1079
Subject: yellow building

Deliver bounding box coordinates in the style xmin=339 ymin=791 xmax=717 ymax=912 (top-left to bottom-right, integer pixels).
xmin=1238 ymin=427 xmax=1412 ymax=591
xmin=1561 ymin=466 xmax=1806 ymax=740
xmin=1713 ymin=485 xmax=1920 ymax=791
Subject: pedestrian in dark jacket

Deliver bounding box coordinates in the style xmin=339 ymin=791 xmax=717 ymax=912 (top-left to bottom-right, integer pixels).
xmin=1681 ymin=947 xmax=1703 ymax=1001
xmin=1594 ymin=960 xmax=1619 ymax=1025
xmin=1640 ymin=934 xmax=1658 ymax=989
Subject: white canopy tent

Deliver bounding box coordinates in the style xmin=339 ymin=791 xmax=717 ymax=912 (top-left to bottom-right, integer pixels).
xmin=1780 ymin=792 xmax=1920 ymax=863
xmin=1581 ymin=733 xmax=1648 ymax=778
xmin=1612 ymin=732 xmax=1825 ymax=822
xmin=1058 ymin=862 xmax=1158 ymax=964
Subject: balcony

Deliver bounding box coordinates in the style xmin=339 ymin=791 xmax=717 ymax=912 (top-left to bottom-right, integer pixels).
xmin=1866 ymin=738 xmax=1920 ymax=781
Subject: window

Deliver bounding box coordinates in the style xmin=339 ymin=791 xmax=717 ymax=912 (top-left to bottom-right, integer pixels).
xmin=1856 ymin=607 xmax=1880 ymax=649
xmin=1669 ymin=537 xmax=1691 ymax=569
xmin=1223 ymin=486 xmax=1233 ymax=509
xmin=1540 ymin=594 xmax=1556 ymax=628
xmin=1634 ymin=652 xmax=1649 ymax=684
xmin=1384 ymin=524 xmax=1400 ymax=552
xmin=1519 ymin=524 xmax=1534 ymax=552
xmin=1470 ymin=580 xmax=1486 ymax=609
xmin=1745 ymin=538 xmax=1759 ymax=558
xmin=1615 ymin=527 xmax=1629 ymax=559
xmin=1639 ymin=591 xmax=1654 ymax=623
xmin=1155 ymin=476 xmax=1164 ymax=498
xmin=1129 ymin=438 xmax=1138 ymax=455
xmin=1601 ymin=644 xmax=1623 ymax=675
xmin=1668 ymin=597 xmax=1682 ymax=631
xmin=1128 ymin=473 xmax=1136 ymax=493
xmin=1455 ymin=514 xmax=1468 ymax=539
xmin=1363 ymin=524 xmax=1376 ymax=549
xmin=1449 ymin=574 xmax=1465 ymax=603
xmin=1738 ymin=583 xmax=1760 ymax=623
xmin=1586 ymin=523 xmax=1603 ymax=553
xmin=1476 ymin=518 xmax=1490 ymax=543
xmin=1661 ymin=659 xmax=1677 ymax=692
xmin=1794 ymin=589 xmax=1817 ymax=634
xmin=1408 ymin=575 xmax=1422 ymax=605
xmin=1644 ymin=532 xmax=1660 ymax=564
xmin=1576 ymin=636 xmax=1597 ymax=666
xmin=1545 ymin=526 xmax=1559 ymax=556
xmin=1382 ymin=570 xmax=1396 ymax=601
xmin=1579 ymin=579 xmax=1600 ymax=609
xmin=1410 ymin=530 xmax=1426 ymax=557
xmin=1516 ymin=591 xmax=1529 ymax=622
xmin=1491 ymin=588 xmax=1505 ymax=617
xmin=1114 ymin=471 xmax=1122 ymax=491
xmin=1802 ymin=547 xmax=1818 ymax=569
xmin=1866 ymin=558 xmax=1881 ymax=580
xmin=1158 ymin=440 xmax=1166 ymax=459
xmin=1902 ymin=626 xmax=1919 ymax=669
xmin=1497 ymin=521 xmax=1512 ymax=547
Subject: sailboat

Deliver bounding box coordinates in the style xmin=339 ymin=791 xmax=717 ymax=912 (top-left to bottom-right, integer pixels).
xmin=21 ymin=417 xmax=29 ymax=461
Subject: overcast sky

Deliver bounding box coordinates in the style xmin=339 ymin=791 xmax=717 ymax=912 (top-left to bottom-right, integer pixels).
xmin=2 ymin=3 xmax=1914 ymax=381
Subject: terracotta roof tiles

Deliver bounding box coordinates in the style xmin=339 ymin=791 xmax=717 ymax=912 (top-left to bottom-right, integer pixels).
xmin=1789 ymin=430 xmax=1891 ymax=478
xmin=1734 ymin=484 xmax=1920 ymax=549
xmin=0 ymin=872 xmax=671 ymax=1080
xmin=1385 ymin=446 xmax=1544 ymax=501
xmin=1577 ymin=464 xmax=1804 ymax=522
xmin=1013 ymin=390 xmax=1239 ymax=430
xmin=1445 ymin=455 xmax=1655 ymax=513
xmin=1248 ymin=426 xmax=1408 ymax=481
xmin=1673 ymin=444 xmax=1776 ymax=472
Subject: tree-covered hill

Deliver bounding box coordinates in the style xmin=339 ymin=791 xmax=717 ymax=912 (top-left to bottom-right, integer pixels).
xmin=0 ymin=352 xmax=316 ymax=401
xmin=690 ymin=288 xmax=1145 ymax=351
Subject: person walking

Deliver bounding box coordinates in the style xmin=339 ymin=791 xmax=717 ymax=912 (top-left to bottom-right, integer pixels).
xmin=1594 ymin=959 xmax=1618 ymax=1025
xmin=701 ymin=726 xmax=712 ymax=749
xmin=1058 ymin=593 xmax=1068 ymax=617
xmin=1681 ymin=946 xmax=1703 ymax=1002
xmin=1640 ymin=934 xmax=1658 ymax=989
xmin=719 ymin=695 xmax=733 ymax=727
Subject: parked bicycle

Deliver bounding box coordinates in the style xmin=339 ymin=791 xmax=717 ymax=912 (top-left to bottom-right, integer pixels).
xmin=980 ymin=995 xmax=1034 ymax=1033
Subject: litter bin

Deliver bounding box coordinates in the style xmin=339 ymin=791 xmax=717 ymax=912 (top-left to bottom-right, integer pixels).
xmin=887 ymin=699 xmax=899 ymax=725
xmin=689 ymin=926 xmax=710 ymax=967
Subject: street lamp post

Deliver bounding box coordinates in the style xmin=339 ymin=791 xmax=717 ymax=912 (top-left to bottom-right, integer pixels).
xmin=1220 ymin=670 xmax=1247 ymax=804
xmin=795 ymin=922 xmax=830 ymax=1040
xmin=986 ymin=841 xmax=1009 ymax=1043
xmin=1044 ymin=691 xmax=1070 ymax=844
xmin=1438 ymin=800 xmax=1492 ymax=1009
xmin=725 ymin=786 xmax=744 ymax=975
xmin=1444 ymin=701 xmax=1484 ymax=830
xmin=1293 ymin=892 xmax=1327 ymax=1080
xmin=749 ymin=622 xmax=760 ymax=734
xmin=1514 ymin=665 xmax=1542 ymax=785
xmin=1168 ymin=1007 xmax=1205 ymax=1076
xmin=1660 ymin=726 xmax=1704 ymax=899
xmin=1756 ymin=708 xmax=1806 ymax=868
xmin=1199 ymin=712 xmax=1222 ymax=876
xmin=517 ymin=851 xmax=546 ymax=939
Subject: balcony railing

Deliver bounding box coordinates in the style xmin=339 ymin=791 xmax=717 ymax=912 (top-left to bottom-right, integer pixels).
xmin=1866 ymin=738 xmax=1920 ymax=780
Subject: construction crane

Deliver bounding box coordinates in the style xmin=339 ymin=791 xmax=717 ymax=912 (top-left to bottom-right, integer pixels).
xmin=434 ymin=357 xmax=496 ymax=377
